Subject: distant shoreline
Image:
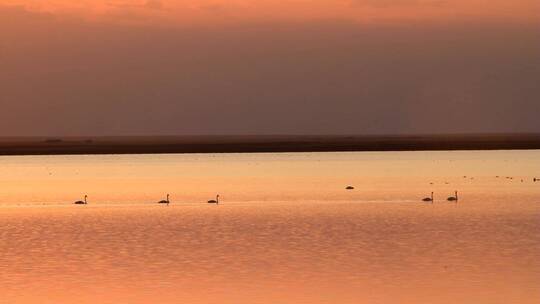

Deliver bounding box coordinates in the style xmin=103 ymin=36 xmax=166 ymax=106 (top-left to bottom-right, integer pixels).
xmin=0 ymin=134 xmax=539 ymax=156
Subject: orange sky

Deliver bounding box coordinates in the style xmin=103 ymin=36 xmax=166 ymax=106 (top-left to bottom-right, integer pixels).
xmin=2 ymin=0 xmax=539 ymax=26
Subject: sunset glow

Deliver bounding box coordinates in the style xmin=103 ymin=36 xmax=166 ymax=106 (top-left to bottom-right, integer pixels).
xmin=2 ymin=0 xmax=540 ymax=26
xmin=1 ymin=1 xmax=540 ymax=303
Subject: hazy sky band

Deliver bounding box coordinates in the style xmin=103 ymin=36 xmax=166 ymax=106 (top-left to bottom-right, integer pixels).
xmin=1 ymin=1 xmax=539 ymax=135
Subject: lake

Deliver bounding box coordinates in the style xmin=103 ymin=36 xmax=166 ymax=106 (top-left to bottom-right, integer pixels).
xmin=1 ymin=151 xmax=539 ymax=303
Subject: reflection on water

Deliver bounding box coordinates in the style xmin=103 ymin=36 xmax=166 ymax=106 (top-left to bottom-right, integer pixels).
xmin=0 ymin=150 xmax=539 ymax=205
xmin=0 ymin=151 xmax=539 ymax=303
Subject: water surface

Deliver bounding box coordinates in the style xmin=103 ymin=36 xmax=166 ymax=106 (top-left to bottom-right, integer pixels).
xmin=1 ymin=151 xmax=539 ymax=303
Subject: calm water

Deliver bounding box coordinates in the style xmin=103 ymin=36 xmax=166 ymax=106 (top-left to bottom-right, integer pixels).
xmin=1 ymin=151 xmax=539 ymax=303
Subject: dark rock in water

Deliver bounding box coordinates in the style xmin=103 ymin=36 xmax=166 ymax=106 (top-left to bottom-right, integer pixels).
xmin=346 ymin=186 xmax=355 ymax=190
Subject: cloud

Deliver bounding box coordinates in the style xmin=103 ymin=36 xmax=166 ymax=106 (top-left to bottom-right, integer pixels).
xmin=2 ymin=0 xmax=539 ymax=27
xmin=350 ymin=0 xmax=447 ymax=8
xmin=105 ymin=0 xmax=164 ymax=11
xmin=145 ymin=0 xmax=163 ymax=10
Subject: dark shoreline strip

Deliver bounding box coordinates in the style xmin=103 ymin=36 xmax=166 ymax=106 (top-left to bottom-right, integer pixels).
xmin=0 ymin=134 xmax=539 ymax=156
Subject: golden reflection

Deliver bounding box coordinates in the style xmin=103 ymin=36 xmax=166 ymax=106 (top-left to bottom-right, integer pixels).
xmin=1 ymin=151 xmax=539 ymax=304
xmin=0 ymin=151 xmax=539 ymax=205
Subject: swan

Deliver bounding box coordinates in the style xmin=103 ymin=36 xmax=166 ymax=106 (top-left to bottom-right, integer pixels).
xmin=74 ymin=195 xmax=88 ymax=205
xmin=158 ymin=194 xmax=170 ymax=205
xmin=447 ymin=191 xmax=458 ymax=202
xmin=422 ymin=192 xmax=434 ymax=202
xmin=208 ymin=195 xmax=220 ymax=204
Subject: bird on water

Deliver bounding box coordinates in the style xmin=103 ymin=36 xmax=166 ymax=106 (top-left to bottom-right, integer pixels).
xmin=447 ymin=191 xmax=458 ymax=202
xmin=74 ymin=195 xmax=88 ymax=205
xmin=158 ymin=194 xmax=170 ymax=205
xmin=422 ymin=192 xmax=434 ymax=202
xmin=208 ymin=195 xmax=220 ymax=204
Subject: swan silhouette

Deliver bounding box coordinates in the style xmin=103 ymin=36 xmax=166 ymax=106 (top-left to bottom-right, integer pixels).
xmin=447 ymin=191 xmax=458 ymax=202
xmin=74 ymin=195 xmax=87 ymax=205
xmin=422 ymin=192 xmax=434 ymax=202
xmin=208 ymin=195 xmax=220 ymax=204
xmin=158 ymin=194 xmax=170 ymax=205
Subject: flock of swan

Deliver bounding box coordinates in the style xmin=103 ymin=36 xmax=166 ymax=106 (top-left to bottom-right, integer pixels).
xmin=74 ymin=194 xmax=220 ymax=205
xmin=73 ymin=192 xmax=456 ymax=205
xmin=421 ymin=191 xmax=458 ymax=203
xmin=344 ymin=184 xmax=459 ymax=203
xmin=417 ymin=175 xmax=539 ymax=203
xmin=72 ymin=176 xmax=537 ymax=205
xmin=74 ymin=190 xmax=457 ymax=206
